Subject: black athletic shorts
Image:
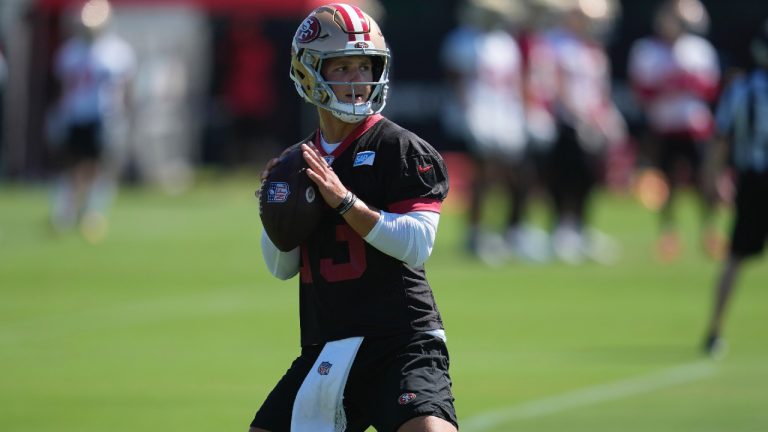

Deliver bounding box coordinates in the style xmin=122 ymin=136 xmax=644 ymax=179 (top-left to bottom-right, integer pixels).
xmin=730 ymin=170 xmax=768 ymax=257
xmin=250 ymin=332 xmax=458 ymax=432
xmin=541 ymin=122 xmax=601 ymax=201
xmin=64 ymin=122 xmax=103 ymax=164
xmin=655 ymin=134 xmax=703 ymax=186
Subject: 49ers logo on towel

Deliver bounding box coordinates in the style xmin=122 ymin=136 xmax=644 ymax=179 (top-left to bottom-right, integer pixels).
xmin=398 ymin=392 xmax=417 ymax=405
xmin=317 ymin=361 xmax=332 ymax=376
xmin=296 ymin=16 xmax=321 ymax=43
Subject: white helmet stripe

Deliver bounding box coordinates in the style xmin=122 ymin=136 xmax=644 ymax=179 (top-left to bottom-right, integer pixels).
xmin=334 ymin=3 xmax=367 ymax=41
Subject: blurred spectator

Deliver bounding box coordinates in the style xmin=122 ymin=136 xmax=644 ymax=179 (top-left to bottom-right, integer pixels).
xmin=47 ymin=0 xmax=135 ymax=243
xmin=441 ymin=0 xmax=548 ymax=265
xmin=628 ymin=0 xmax=723 ymax=262
xmin=0 ymin=45 xmax=6 ymax=162
xmin=518 ymin=0 xmax=559 ymax=155
xmin=701 ymin=19 xmax=768 ymax=357
xmin=539 ymin=0 xmax=625 ymax=264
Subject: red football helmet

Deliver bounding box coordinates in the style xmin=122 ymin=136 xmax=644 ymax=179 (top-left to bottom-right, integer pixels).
xmin=290 ymin=3 xmax=390 ymax=123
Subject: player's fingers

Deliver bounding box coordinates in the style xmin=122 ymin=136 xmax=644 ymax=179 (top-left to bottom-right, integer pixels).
xmin=303 ymin=149 xmax=331 ymax=179
xmin=300 ymin=144 xmax=317 ymax=164
xmin=304 ymin=155 xmax=332 ymax=186
xmin=301 ymin=144 xmax=318 ymax=161
xmin=305 ymin=167 xmax=320 ymax=184
xmin=302 ymin=149 xmax=321 ymax=171
xmin=305 ymin=168 xmax=334 ymax=199
xmin=301 ymin=143 xmax=329 ymax=169
xmin=305 ymin=168 xmax=344 ymax=206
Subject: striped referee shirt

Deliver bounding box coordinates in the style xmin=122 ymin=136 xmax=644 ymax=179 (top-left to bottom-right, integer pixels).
xmin=715 ymin=69 xmax=768 ymax=172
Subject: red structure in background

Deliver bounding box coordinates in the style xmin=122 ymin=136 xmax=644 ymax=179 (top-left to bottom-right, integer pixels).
xmin=223 ymin=19 xmax=276 ymax=122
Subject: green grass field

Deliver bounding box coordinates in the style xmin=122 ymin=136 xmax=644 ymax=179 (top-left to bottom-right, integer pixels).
xmin=2 ymin=177 xmax=767 ymax=432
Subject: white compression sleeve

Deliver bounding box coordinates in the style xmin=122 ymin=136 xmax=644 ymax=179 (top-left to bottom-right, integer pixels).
xmin=363 ymin=210 xmax=440 ymax=267
xmin=260 ymin=229 xmax=300 ymax=280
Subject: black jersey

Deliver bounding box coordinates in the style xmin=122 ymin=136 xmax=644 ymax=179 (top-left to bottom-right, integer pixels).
xmin=292 ymin=115 xmax=450 ymax=346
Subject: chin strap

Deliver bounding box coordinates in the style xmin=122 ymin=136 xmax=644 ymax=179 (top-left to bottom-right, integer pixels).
xmin=330 ymin=110 xmax=370 ymax=124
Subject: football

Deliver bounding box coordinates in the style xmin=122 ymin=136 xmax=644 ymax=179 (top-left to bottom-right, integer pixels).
xmin=258 ymin=145 xmax=325 ymax=252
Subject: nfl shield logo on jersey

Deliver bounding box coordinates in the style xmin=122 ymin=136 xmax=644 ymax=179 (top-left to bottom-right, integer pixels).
xmin=267 ymin=182 xmax=290 ymax=203
xmin=317 ymin=361 xmax=333 ymax=376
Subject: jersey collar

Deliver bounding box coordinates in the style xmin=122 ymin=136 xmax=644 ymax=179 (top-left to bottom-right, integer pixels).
xmin=314 ymin=114 xmax=383 ymax=160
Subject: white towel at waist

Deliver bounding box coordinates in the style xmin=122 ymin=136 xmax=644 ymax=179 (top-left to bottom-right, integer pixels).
xmin=291 ymin=336 xmax=364 ymax=432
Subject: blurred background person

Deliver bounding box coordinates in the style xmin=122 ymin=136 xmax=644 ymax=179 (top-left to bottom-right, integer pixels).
xmin=0 ymin=45 xmax=6 ymax=160
xmin=46 ymin=0 xmax=135 ymax=243
xmin=441 ymin=0 xmax=548 ymax=266
xmin=539 ymin=0 xmax=626 ymax=264
xmin=518 ymin=0 xmax=560 ymax=167
xmin=701 ymin=19 xmax=768 ymax=357
xmin=628 ymin=0 xmax=723 ymax=262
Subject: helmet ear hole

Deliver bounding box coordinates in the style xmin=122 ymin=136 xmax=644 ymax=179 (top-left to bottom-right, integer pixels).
xmin=371 ymin=56 xmax=386 ymax=81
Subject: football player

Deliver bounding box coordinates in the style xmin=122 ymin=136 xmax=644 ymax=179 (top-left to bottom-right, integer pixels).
xmin=250 ymin=4 xmax=457 ymax=432
xmin=628 ymin=0 xmax=723 ymax=261
xmin=48 ymin=0 xmax=135 ymax=243
xmin=701 ymin=20 xmax=768 ymax=357
xmin=440 ymin=0 xmax=548 ymax=264
xmin=539 ymin=0 xmax=626 ymax=264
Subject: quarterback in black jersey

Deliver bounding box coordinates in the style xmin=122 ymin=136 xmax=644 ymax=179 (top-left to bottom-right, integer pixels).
xmin=250 ymin=4 xmax=457 ymax=432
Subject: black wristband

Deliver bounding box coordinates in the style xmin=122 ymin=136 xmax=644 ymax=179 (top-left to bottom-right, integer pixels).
xmin=335 ymin=191 xmax=357 ymax=215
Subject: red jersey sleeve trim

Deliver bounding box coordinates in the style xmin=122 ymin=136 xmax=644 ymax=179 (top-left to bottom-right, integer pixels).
xmin=388 ymin=198 xmax=442 ymax=214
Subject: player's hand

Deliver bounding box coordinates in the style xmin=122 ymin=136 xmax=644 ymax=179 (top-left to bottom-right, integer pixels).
xmin=301 ymin=142 xmax=348 ymax=208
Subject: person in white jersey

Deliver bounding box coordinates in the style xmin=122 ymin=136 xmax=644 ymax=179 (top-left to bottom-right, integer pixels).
xmin=628 ymin=0 xmax=722 ymax=261
xmin=441 ymin=0 xmax=547 ymax=264
xmin=540 ymin=0 xmax=626 ymax=264
xmin=48 ymin=0 xmax=135 ymax=243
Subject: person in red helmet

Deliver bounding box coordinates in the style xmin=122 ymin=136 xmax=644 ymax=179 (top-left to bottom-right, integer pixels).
xmin=249 ymin=4 xmax=458 ymax=432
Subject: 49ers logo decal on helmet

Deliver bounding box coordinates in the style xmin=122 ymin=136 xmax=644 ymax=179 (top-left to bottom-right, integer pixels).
xmin=296 ymin=16 xmax=321 ymax=43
